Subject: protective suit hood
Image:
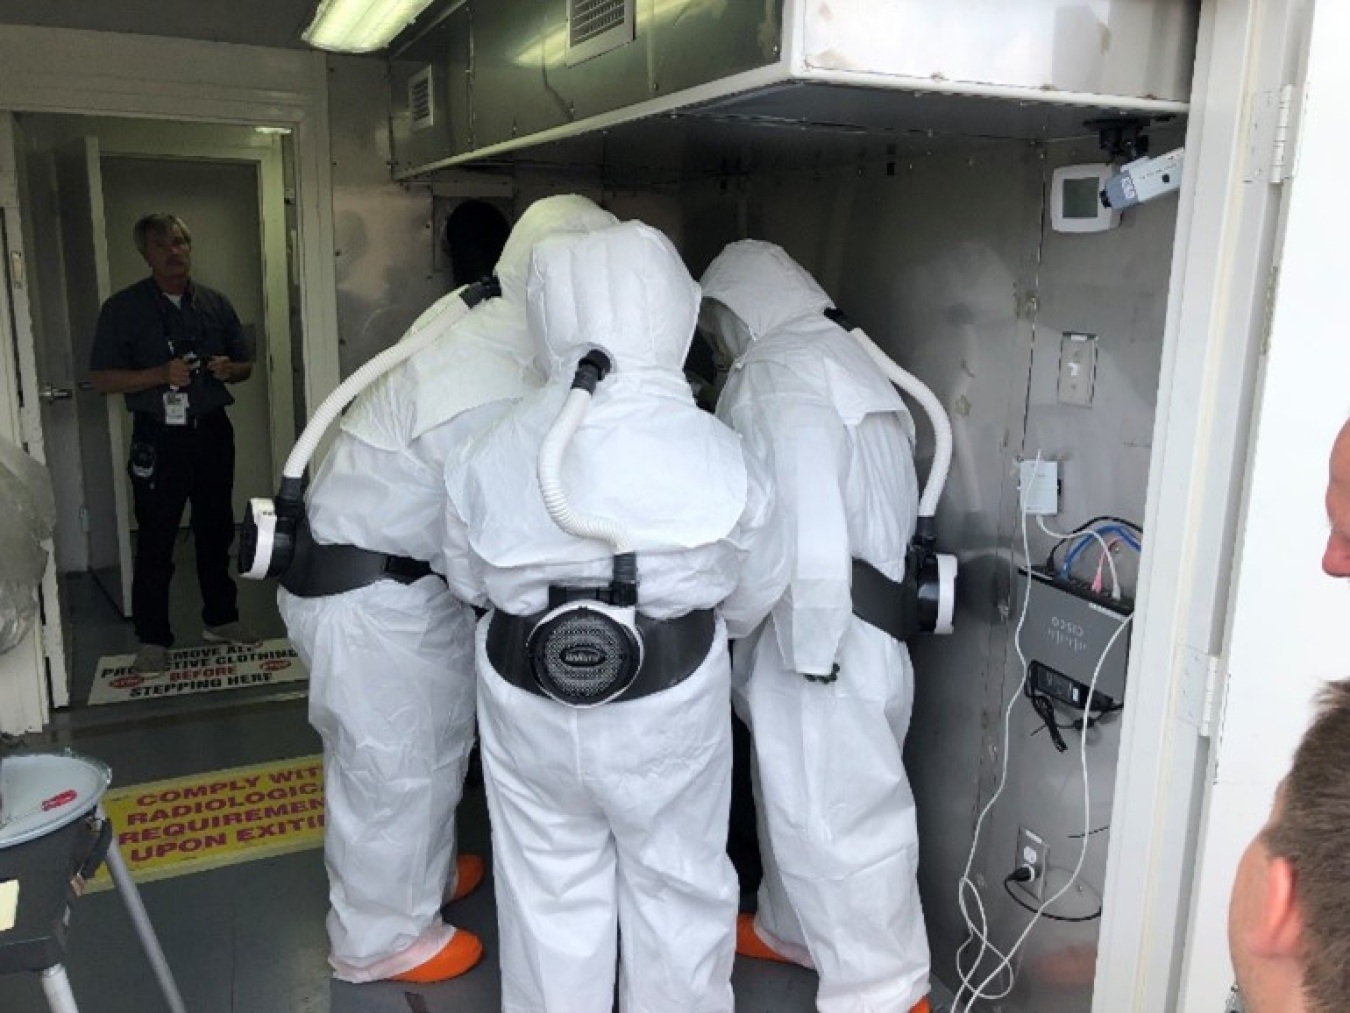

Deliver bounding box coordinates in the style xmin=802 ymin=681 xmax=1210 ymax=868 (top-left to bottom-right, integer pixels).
xmin=704 ymin=241 xmax=912 ymax=431
xmin=342 ymin=194 xmax=617 ymax=448
xmin=699 ymin=239 xmax=832 ymax=357
xmin=447 ymin=219 xmax=748 ymax=579
xmin=528 ymin=220 xmax=700 ymax=379
xmin=497 ymin=194 xmax=618 ymax=306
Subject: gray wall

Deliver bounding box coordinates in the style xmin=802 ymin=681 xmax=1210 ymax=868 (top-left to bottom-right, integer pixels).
xmin=328 ymin=54 xmax=448 ymax=377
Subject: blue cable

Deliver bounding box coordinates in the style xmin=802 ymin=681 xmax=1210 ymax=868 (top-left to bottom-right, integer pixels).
xmin=1060 ymin=525 xmax=1142 ymax=576
xmin=1059 ymin=525 xmax=1142 ymax=579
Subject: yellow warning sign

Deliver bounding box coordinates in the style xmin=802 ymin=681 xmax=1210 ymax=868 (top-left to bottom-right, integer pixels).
xmin=89 ymin=755 xmax=325 ymax=891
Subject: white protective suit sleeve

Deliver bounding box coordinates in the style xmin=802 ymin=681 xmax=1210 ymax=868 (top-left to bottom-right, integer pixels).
xmin=719 ymin=424 xmax=791 ymax=642
xmin=754 ymin=394 xmax=853 ymax=676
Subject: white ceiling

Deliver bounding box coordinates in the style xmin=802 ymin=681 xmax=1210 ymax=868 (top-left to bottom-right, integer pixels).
xmin=0 ymin=0 xmax=322 ymax=49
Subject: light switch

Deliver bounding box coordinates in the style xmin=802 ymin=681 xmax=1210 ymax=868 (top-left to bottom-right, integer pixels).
xmin=1058 ymin=332 xmax=1097 ymax=407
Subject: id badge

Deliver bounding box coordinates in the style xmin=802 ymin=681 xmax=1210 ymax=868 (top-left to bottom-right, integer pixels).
xmin=164 ymin=391 xmax=189 ymax=426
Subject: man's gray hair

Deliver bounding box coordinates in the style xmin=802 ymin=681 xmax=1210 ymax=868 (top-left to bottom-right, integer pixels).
xmin=133 ymin=213 xmax=192 ymax=256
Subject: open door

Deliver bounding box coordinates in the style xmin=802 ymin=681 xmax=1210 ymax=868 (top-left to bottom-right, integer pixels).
xmin=0 ymin=112 xmax=69 ymax=712
xmin=53 ymin=137 xmax=133 ymax=617
xmin=1173 ymin=0 xmax=1350 ymax=1005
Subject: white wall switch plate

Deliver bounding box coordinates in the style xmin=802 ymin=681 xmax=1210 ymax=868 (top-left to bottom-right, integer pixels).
xmin=1058 ymin=332 xmax=1098 ymax=407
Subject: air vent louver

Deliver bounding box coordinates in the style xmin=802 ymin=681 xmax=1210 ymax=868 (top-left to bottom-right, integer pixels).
xmin=409 ymin=65 xmax=435 ymax=132
xmin=567 ymin=0 xmax=635 ymax=66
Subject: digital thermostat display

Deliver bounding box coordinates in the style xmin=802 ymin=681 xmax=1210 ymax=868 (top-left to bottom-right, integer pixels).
xmin=1051 ymin=164 xmax=1121 ymax=234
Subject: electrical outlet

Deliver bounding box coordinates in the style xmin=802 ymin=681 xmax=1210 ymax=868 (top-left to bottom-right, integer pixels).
xmin=1019 ymin=458 xmax=1059 ymax=516
xmin=1015 ymin=826 xmax=1049 ymax=902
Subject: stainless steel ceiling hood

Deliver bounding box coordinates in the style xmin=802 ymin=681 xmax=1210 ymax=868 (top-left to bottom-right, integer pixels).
xmin=389 ymin=0 xmax=1200 ymax=179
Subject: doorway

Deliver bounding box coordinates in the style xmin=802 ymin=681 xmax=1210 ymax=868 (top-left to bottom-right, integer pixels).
xmin=11 ymin=113 xmax=298 ymax=707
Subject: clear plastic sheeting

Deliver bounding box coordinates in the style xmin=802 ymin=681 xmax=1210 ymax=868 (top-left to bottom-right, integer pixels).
xmin=0 ymin=435 xmax=55 ymax=654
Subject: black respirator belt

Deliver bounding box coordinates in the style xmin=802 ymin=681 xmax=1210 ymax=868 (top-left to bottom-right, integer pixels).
xmin=851 ymin=557 xmax=920 ymax=644
xmin=487 ymin=608 xmax=715 ymax=705
xmin=279 ymin=519 xmax=434 ymax=598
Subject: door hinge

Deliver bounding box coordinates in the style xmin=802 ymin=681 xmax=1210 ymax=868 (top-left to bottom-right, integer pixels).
xmin=1199 ymin=653 xmax=1225 ymax=740
xmin=1270 ymin=83 xmax=1303 ymax=183
xmin=1246 ymin=83 xmax=1305 ymax=185
xmin=1182 ymin=645 xmax=1227 ymax=739
xmin=8 ymin=248 xmax=24 ymax=289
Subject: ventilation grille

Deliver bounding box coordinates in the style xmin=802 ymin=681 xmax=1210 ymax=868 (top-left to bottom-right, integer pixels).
xmin=567 ymin=0 xmax=635 ymax=66
xmin=409 ymin=65 xmax=435 ymax=132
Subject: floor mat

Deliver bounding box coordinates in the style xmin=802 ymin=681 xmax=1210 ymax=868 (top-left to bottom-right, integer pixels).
xmin=88 ymin=754 xmax=325 ymax=891
xmin=88 ymin=637 xmax=307 ymax=705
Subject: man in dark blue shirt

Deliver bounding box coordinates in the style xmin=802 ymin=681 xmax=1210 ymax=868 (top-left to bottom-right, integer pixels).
xmin=90 ymin=212 xmax=258 ymax=675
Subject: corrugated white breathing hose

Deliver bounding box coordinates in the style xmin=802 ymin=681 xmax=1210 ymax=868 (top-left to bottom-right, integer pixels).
xmin=537 ymin=357 xmax=632 ymax=555
xmin=281 ymin=282 xmax=480 ymax=481
xmin=851 ymin=326 xmax=954 ymax=519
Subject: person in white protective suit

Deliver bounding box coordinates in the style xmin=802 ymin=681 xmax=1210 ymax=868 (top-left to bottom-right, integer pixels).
xmin=277 ymin=194 xmax=618 ymax=984
xmin=700 ymin=240 xmax=932 ymax=1013
xmin=440 ymin=220 xmax=788 ymax=1012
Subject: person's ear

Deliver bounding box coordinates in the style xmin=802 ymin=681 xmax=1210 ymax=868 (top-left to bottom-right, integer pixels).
xmin=1250 ymin=855 xmax=1304 ymax=959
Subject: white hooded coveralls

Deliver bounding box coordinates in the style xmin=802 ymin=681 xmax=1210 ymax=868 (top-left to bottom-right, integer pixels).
xmin=702 ymin=240 xmax=930 ymax=1012
xmin=278 ymin=196 xmax=617 ymax=982
xmin=441 ymin=221 xmax=786 ymax=1013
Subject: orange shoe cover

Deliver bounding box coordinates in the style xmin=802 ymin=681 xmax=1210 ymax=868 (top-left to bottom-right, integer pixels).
xmin=909 ymin=999 xmax=931 ymax=1013
xmin=388 ymin=930 xmax=483 ymax=984
xmin=449 ymin=854 xmax=486 ymax=902
xmin=735 ymin=913 xmax=792 ymax=964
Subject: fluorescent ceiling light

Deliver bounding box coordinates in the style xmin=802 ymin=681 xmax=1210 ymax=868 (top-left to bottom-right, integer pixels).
xmin=303 ymin=0 xmax=437 ymax=53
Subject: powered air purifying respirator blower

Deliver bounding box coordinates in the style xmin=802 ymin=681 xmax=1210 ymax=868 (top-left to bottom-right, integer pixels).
xmin=237 ymin=278 xmax=501 ymax=582
xmin=528 ymin=349 xmax=645 ymax=707
xmin=826 ymin=308 xmax=958 ymax=635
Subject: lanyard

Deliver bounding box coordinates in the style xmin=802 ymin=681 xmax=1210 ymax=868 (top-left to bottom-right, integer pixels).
xmin=151 ymin=286 xmax=199 ymax=358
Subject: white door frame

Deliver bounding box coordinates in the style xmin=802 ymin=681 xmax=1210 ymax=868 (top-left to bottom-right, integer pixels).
xmin=0 ymin=24 xmax=340 ymax=735
xmin=0 ymin=118 xmax=62 ymax=725
xmin=1092 ymin=0 xmax=1313 ymax=1008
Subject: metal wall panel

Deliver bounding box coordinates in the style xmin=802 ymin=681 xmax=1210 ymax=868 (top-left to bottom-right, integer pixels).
xmin=329 ymin=55 xmax=448 ymax=376
xmin=393 ymin=0 xmax=782 ymax=169
xmin=389 ymin=6 xmax=471 ymax=177
xmin=974 ymin=135 xmax=1179 ymax=1012
xmin=799 ymin=0 xmax=1201 ymax=102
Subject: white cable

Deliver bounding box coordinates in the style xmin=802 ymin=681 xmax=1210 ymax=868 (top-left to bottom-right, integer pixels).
xmin=954 ymin=466 xmax=1132 ymax=1011
xmin=1036 ymin=516 xmax=1122 ymax=600
xmin=961 ymin=614 xmax=1133 ymax=1010
xmin=952 ymin=498 xmax=1037 ymax=1009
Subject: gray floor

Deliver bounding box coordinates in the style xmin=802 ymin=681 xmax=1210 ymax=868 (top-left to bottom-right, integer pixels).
xmin=0 ymin=536 xmax=951 ymax=1012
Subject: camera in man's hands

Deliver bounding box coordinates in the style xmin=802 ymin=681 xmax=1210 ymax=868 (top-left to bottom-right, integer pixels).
xmin=180 ymin=350 xmax=203 ymax=379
